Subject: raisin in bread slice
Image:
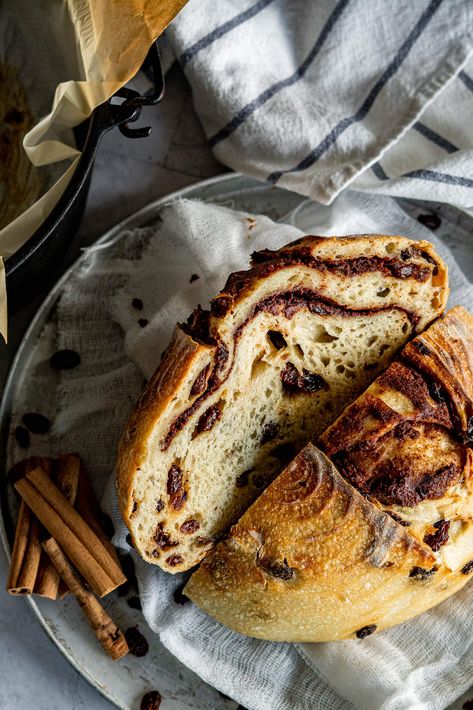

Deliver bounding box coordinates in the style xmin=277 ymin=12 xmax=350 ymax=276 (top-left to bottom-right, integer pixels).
xmin=185 ymin=307 xmax=473 ymax=641
xmin=117 ymin=234 xmax=448 ymax=572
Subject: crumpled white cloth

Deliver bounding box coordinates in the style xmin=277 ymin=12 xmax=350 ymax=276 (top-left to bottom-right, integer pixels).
xmin=11 ymin=192 xmax=473 ymax=709
xmin=165 ymin=0 xmax=473 ymax=211
xmin=98 ymin=195 xmax=473 ymax=710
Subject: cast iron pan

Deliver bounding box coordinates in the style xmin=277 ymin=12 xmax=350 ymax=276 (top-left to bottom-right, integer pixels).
xmin=5 ymin=43 xmax=164 ymax=312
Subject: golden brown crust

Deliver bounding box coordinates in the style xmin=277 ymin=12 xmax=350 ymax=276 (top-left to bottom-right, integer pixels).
xmin=185 ymin=444 xmax=469 ymax=641
xmin=116 ymin=328 xmax=210 ymax=540
xmin=321 ymin=307 xmax=473 ymax=508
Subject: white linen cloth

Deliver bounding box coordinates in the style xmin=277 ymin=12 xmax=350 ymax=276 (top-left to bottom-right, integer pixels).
xmin=12 ymin=193 xmax=473 ymax=709
xmin=165 ymin=0 xmax=473 ymax=212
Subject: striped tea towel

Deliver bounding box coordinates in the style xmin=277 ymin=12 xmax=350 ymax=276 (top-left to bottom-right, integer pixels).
xmin=166 ymin=0 xmax=473 ymax=211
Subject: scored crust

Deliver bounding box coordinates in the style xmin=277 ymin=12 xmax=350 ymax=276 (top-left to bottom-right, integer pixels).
xmin=117 ymin=234 xmax=448 ymax=572
xmin=185 ymin=308 xmax=473 ymax=641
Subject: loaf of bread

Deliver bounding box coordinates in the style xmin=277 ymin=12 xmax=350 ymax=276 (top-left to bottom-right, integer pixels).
xmin=117 ymin=235 xmax=447 ymax=572
xmin=185 ymin=307 xmax=473 ymax=641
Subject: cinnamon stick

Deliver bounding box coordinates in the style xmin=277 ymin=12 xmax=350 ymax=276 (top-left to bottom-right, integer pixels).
xmin=14 ymin=466 xmax=126 ymax=597
xmin=75 ymin=460 xmax=119 ymax=563
xmin=7 ymin=458 xmax=48 ymax=595
xmin=34 ymin=455 xmax=81 ymax=599
xmin=42 ymin=538 xmax=129 ymax=660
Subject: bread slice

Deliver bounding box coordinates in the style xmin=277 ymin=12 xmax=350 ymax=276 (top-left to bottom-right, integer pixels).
xmin=185 ymin=307 xmax=473 ymax=641
xmin=117 ymin=234 xmax=448 ymax=572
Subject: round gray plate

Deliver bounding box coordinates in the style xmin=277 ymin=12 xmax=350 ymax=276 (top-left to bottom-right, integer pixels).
xmin=2 ymin=173 xmax=473 ymax=710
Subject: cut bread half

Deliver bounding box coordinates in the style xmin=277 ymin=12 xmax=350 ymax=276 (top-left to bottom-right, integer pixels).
xmin=185 ymin=307 xmax=473 ymax=641
xmin=117 ymin=234 xmax=448 ymax=572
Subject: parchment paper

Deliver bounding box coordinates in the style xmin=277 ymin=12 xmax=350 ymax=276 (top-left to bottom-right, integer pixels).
xmin=0 ymin=0 xmax=188 ymax=341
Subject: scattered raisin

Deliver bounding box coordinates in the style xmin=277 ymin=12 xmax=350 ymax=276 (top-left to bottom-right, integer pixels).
xmin=424 ymin=519 xmax=450 ymax=551
xmin=156 ymin=499 xmax=165 ymax=512
xmin=131 ymin=500 xmax=138 ymax=514
xmin=125 ymin=626 xmax=149 ymax=657
xmin=132 ymin=298 xmax=143 ymax=310
xmin=257 ymin=556 xmax=294 ymax=580
xmin=14 ymin=426 xmax=30 ymax=449
xmin=417 ymin=213 xmax=441 ymax=230
xmin=189 ymin=274 xmax=200 ymax=283
xmin=173 ymin=584 xmax=190 ymax=605
xmin=355 ymin=624 xmax=377 ymax=639
xmin=141 ymin=690 xmax=162 ymax=710
xmin=261 ymin=422 xmax=279 ymax=444
xmin=409 ymin=566 xmax=437 ymax=581
xmin=138 ymin=318 xmax=148 ymax=328
xmin=427 ymin=379 xmax=445 ymax=404
xmin=21 ymin=413 xmax=50 ymax=434
xmin=50 ymin=349 xmax=81 ymax=370
xmin=170 ymin=489 xmax=187 ymax=511
xmin=127 ymin=596 xmax=142 ymax=611
xmin=180 ymin=519 xmax=200 ymax=534
xmin=166 ymin=554 xmax=184 ymax=567
xmin=211 ymin=294 xmax=233 ymax=316
xmin=195 ymin=536 xmax=213 ymax=546
xmin=461 ymin=560 xmax=473 ymax=575
xmin=195 ymin=403 xmax=222 ymax=435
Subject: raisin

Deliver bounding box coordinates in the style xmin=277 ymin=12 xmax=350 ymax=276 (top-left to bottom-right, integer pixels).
xmin=180 ymin=519 xmax=200 ymax=534
xmin=427 ymin=379 xmax=445 ymax=404
xmin=173 ymin=584 xmax=190 ymax=605
xmin=21 ymin=413 xmax=50 ymax=434
xmin=131 ymin=500 xmax=138 ymax=514
xmin=355 ymin=624 xmax=377 ymax=639
xmin=424 ymin=519 xmax=450 ymax=551
xmin=171 ymin=489 xmax=187 ymax=511
xmin=409 ymin=566 xmax=436 ymax=581
xmin=280 ymin=362 xmax=325 ymax=393
xmin=417 ymin=213 xmax=441 ymax=230
xmin=132 ymin=298 xmax=143 ymax=310
xmin=127 ymin=596 xmax=142 ymax=611
xmin=195 ymin=536 xmax=213 ymax=546
xmin=461 ymin=560 xmax=473 ymax=575
xmin=211 ymin=294 xmax=233 ymax=316
xmin=125 ymin=626 xmax=149 ymax=657
xmin=154 ymin=523 xmax=178 ymax=550
xmin=261 ymin=422 xmax=279 ymax=444
xmin=195 ymin=403 xmax=221 ymax=435
xmin=257 ymin=556 xmax=294 ymax=580
xmin=50 ymin=349 xmax=81 ymax=370
xmin=141 ymin=691 xmax=162 ymax=710
xmin=166 ymin=554 xmax=184 ymax=567
xmin=189 ymin=274 xmax=200 ymax=283
xmin=14 ymin=426 xmax=30 ymax=449
xmin=156 ymin=499 xmax=164 ymax=512
xmin=167 ymin=464 xmax=182 ymax=495
xmin=138 ymin=318 xmax=148 ymax=328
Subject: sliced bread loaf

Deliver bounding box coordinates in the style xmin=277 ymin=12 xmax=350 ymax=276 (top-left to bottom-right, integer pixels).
xmin=117 ymin=234 xmax=448 ymax=571
xmin=185 ymin=307 xmax=473 ymax=641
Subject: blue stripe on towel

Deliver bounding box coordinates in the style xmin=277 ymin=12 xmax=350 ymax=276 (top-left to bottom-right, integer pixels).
xmin=413 ymin=122 xmax=458 ymax=153
xmin=179 ymin=0 xmax=275 ymax=68
xmin=266 ymin=0 xmax=444 ymax=184
xmin=208 ymin=0 xmax=351 ymax=148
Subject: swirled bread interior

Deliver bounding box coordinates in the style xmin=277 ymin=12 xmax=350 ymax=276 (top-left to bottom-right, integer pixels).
xmin=117 ymin=234 xmax=448 ymax=572
xmin=185 ymin=308 xmax=473 ymax=641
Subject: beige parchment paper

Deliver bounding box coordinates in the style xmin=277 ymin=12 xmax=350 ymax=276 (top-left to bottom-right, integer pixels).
xmin=0 ymin=0 xmax=188 ymax=341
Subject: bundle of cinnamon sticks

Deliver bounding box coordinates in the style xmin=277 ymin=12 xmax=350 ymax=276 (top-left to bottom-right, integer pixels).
xmin=6 ymin=454 xmax=129 ymax=660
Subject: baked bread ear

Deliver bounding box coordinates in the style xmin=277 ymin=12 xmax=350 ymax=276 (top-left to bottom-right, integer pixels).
xmin=185 ymin=307 xmax=473 ymax=641
xmin=117 ymin=235 xmax=448 ymax=572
